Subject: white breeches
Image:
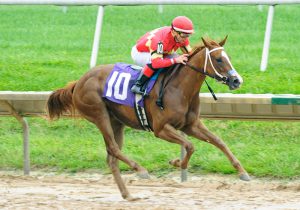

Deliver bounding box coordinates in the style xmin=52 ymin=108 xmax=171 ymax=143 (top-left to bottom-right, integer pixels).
xmin=131 ymin=45 xmax=151 ymax=67
xmin=131 ymin=45 xmax=178 ymax=67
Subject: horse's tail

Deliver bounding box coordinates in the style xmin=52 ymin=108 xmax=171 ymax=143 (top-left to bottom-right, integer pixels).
xmin=47 ymin=81 xmax=77 ymax=120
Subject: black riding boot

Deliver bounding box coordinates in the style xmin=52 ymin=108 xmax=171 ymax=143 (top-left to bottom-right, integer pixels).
xmin=131 ymin=72 xmax=150 ymax=94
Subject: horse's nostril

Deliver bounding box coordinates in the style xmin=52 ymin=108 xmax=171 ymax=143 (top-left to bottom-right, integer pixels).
xmin=233 ymin=79 xmax=240 ymax=86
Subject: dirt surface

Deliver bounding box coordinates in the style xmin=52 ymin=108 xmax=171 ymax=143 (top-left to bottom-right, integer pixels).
xmin=0 ymin=171 xmax=300 ymax=210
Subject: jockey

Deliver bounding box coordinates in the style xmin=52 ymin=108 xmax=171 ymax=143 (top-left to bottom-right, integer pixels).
xmin=131 ymin=16 xmax=194 ymax=94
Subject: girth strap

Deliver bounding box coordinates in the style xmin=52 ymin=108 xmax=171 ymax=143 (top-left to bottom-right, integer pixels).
xmin=134 ymin=94 xmax=152 ymax=132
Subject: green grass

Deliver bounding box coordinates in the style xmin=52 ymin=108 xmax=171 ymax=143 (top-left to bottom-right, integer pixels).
xmin=0 ymin=5 xmax=299 ymax=178
xmin=1 ymin=5 xmax=299 ymax=93
xmin=0 ymin=117 xmax=299 ymax=178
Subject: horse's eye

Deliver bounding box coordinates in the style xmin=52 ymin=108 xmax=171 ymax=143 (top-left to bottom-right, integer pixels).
xmin=216 ymin=58 xmax=222 ymax=63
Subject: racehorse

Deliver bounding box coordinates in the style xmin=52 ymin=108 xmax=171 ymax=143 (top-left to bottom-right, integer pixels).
xmin=47 ymin=37 xmax=250 ymax=200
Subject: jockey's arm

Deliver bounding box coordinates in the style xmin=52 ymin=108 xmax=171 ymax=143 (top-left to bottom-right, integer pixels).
xmin=149 ymin=40 xmax=175 ymax=69
xmin=149 ymin=39 xmax=191 ymax=69
xmin=151 ymin=53 xmax=189 ymax=68
xmin=151 ymin=53 xmax=175 ymax=69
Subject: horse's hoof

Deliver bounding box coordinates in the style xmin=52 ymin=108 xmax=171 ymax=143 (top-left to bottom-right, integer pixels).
xmin=125 ymin=195 xmax=141 ymax=201
xmin=137 ymin=171 xmax=150 ymax=179
xmin=239 ymin=173 xmax=251 ymax=181
xmin=169 ymin=159 xmax=181 ymax=167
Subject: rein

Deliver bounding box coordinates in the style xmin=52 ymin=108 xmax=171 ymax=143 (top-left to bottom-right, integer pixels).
xmin=156 ymin=64 xmax=181 ymax=109
xmin=185 ymin=61 xmax=218 ymax=100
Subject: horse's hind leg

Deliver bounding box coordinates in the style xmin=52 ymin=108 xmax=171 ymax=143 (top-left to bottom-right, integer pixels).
xmin=183 ymin=120 xmax=250 ymax=181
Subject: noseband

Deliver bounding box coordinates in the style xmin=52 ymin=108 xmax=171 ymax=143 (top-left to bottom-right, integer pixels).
xmin=186 ymin=47 xmax=227 ymax=83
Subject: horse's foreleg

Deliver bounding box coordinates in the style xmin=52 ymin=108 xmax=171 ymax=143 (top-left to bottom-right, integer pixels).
xmin=78 ymin=99 xmax=149 ymax=176
xmin=95 ymin=117 xmax=148 ymax=200
xmin=106 ymin=121 xmax=133 ymax=200
xmin=77 ymin=106 xmax=148 ymax=200
xmin=155 ymin=124 xmax=194 ymax=169
xmin=182 ymin=120 xmax=250 ymax=181
xmin=94 ymin=119 xmax=147 ymax=200
xmin=106 ymin=154 xmax=132 ymax=200
xmin=110 ymin=118 xmax=149 ymax=179
xmin=97 ymin=120 xmax=149 ymax=178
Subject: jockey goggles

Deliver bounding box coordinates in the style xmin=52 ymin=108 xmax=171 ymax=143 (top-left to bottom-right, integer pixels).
xmin=176 ymin=31 xmax=190 ymax=38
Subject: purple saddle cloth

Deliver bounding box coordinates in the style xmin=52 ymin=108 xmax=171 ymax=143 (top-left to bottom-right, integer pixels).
xmin=103 ymin=63 xmax=157 ymax=107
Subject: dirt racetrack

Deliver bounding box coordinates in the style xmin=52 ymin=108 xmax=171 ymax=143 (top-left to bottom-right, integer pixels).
xmin=0 ymin=171 xmax=300 ymax=210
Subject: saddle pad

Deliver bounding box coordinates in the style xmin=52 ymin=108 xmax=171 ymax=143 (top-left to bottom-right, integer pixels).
xmin=103 ymin=63 xmax=157 ymax=107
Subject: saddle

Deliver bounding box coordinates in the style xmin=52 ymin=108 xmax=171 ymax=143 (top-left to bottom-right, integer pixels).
xmin=103 ymin=63 xmax=177 ymax=131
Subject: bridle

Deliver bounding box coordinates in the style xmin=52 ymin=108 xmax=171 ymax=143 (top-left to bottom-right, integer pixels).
xmin=186 ymin=47 xmax=228 ymax=83
xmin=157 ymin=46 xmax=237 ymax=106
xmin=155 ymin=50 xmax=224 ymax=107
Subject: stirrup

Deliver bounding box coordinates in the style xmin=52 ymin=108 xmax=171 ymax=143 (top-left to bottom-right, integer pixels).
xmin=131 ymin=85 xmax=144 ymax=94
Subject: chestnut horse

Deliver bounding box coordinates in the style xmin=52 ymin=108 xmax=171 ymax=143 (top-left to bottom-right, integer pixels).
xmin=47 ymin=37 xmax=250 ymax=200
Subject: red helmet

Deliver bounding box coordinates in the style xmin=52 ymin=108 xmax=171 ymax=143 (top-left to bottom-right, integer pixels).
xmin=171 ymin=16 xmax=194 ymax=34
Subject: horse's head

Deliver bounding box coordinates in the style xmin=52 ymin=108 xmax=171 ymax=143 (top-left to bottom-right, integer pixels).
xmin=191 ymin=36 xmax=243 ymax=90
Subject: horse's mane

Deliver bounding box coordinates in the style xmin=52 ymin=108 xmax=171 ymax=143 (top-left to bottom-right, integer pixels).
xmin=190 ymin=43 xmax=205 ymax=57
xmin=190 ymin=39 xmax=220 ymax=58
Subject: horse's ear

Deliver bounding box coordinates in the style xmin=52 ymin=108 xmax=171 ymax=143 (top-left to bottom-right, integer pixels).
xmin=201 ymin=37 xmax=212 ymax=48
xmin=219 ymin=35 xmax=228 ymax=47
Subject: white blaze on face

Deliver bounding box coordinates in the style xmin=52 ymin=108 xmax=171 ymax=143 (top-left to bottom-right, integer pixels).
xmin=221 ymin=51 xmax=243 ymax=84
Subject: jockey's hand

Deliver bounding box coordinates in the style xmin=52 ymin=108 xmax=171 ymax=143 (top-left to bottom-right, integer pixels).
xmin=175 ymin=54 xmax=189 ymax=65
